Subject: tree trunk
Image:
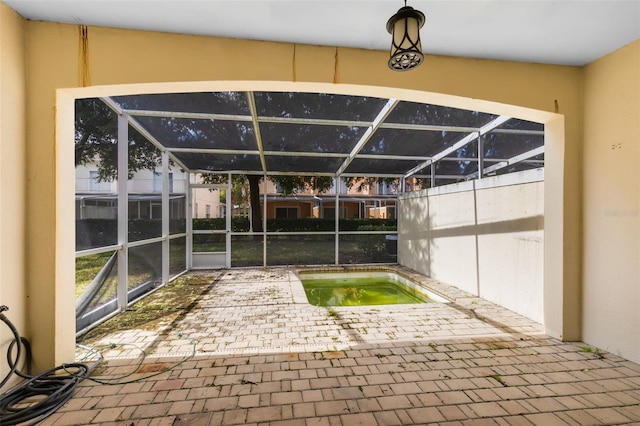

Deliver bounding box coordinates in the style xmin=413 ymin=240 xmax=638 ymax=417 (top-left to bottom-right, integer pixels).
xmin=247 ymin=175 xmax=263 ymax=234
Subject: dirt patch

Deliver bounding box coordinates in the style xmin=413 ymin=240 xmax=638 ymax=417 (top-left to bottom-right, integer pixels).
xmin=78 ymin=273 xmax=220 ymax=345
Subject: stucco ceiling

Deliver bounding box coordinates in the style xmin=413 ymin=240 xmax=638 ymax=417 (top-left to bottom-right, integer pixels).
xmin=4 ymin=0 xmax=640 ymax=66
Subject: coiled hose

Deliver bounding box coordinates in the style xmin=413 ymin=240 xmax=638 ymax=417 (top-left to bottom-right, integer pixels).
xmin=0 ymin=305 xmax=91 ymax=425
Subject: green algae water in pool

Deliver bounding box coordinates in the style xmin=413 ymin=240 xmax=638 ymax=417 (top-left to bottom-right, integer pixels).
xmin=302 ymin=275 xmax=427 ymax=307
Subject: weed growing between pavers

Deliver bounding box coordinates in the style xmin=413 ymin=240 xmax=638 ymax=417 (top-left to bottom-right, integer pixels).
xmin=489 ymin=373 xmax=508 ymax=387
xmin=580 ymin=345 xmax=607 ymax=359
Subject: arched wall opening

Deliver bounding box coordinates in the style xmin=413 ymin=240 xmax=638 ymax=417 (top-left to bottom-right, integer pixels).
xmin=56 ymin=80 xmax=565 ymax=364
xmin=11 ymin=20 xmax=581 ymax=368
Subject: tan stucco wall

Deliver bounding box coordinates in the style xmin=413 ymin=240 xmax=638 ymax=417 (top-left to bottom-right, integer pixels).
xmin=0 ymin=9 xmax=588 ymax=368
xmin=0 ymin=3 xmax=27 ymax=381
xmin=399 ymin=172 xmax=544 ymax=323
xmin=582 ymin=40 xmax=640 ymax=363
xmin=269 ymin=201 xmax=312 ymax=219
xmin=344 ymin=203 xmax=361 ymax=219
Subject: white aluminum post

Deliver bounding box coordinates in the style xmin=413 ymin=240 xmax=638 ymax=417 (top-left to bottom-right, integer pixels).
xmin=263 ymin=175 xmax=267 ymax=267
xmin=186 ymin=172 xmax=193 ymax=270
xmin=226 ymin=173 xmax=232 ymax=268
xmin=162 ymin=151 xmax=170 ymax=284
xmin=334 ymin=177 xmax=339 ymax=265
xmin=431 ymin=163 xmax=436 ymax=188
xmin=117 ymin=114 xmax=128 ymax=311
xmin=478 ymin=134 xmax=484 ymax=179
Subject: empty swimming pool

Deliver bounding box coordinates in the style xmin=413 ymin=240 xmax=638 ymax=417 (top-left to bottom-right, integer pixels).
xmin=299 ymin=271 xmax=449 ymax=307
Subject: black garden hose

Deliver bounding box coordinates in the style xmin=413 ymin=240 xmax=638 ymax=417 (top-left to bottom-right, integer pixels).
xmin=0 ymin=305 xmax=91 ymax=426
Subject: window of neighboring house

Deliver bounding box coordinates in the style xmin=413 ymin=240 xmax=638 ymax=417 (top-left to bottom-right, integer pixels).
xmin=327 ymin=180 xmax=348 ymax=195
xmin=153 ymin=172 xmax=174 ymax=193
xmin=194 ymin=203 xmax=199 ymax=219
xmin=323 ymin=207 xmax=347 ymax=219
xmin=378 ymin=181 xmax=392 ymax=195
xmin=205 ymin=205 xmax=211 ymax=219
xmin=150 ymin=202 xmax=162 ymax=219
xmin=275 ymin=207 xmax=298 ymax=219
xmin=89 ymin=171 xmax=110 ymax=192
xmin=128 ymin=200 xmax=140 ymax=219
xmin=386 ymin=206 xmax=397 ymax=220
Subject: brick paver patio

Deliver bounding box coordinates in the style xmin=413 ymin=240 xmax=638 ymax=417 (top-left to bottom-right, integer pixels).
xmin=42 ymin=266 xmax=640 ymax=425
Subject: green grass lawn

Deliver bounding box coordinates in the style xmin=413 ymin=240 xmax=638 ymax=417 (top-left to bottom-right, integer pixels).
xmin=77 ymin=236 xmax=391 ymax=295
xmin=230 ymin=236 xmax=389 ymax=267
xmin=76 ymin=252 xmax=114 ymax=298
xmin=76 ymin=242 xmax=187 ymax=299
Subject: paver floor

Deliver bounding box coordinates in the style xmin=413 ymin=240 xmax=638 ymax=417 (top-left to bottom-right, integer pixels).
xmin=41 ymin=266 xmax=640 ymax=425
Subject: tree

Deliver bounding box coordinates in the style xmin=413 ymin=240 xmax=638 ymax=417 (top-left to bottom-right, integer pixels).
xmin=77 ymin=92 xmax=520 ymax=228
xmin=200 ymin=173 xmax=334 ymax=233
xmin=75 ymin=98 xmax=338 ymax=232
xmin=75 ymin=98 xmax=161 ymax=181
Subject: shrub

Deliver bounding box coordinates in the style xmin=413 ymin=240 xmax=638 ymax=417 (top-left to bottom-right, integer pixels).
xmin=77 ymin=217 xmax=397 ymax=251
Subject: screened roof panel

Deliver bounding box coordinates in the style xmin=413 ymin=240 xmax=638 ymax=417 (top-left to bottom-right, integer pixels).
xmin=483 ymin=133 xmax=544 ymax=159
xmin=443 ymin=140 xmax=478 ymax=160
xmin=434 ymin=178 xmax=460 ymax=186
xmin=493 ymin=162 xmax=542 ymax=175
xmin=436 ymin=160 xmax=479 ymax=176
xmin=386 ymin=102 xmax=499 ymax=127
xmin=135 ymin=117 xmax=257 ymax=150
xmin=264 ymin=156 xmax=346 ymax=173
xmin=260 ymin=123 xmax=366 ymax=154
xmin=89 ymin=90 xmax=544 ymax=184
xmin=172 ymin=152 xmax=263 ymax=172
xmin=497 ymin=118 xmax=544 ymax=131
xmin=114 ymin=92 xmax=250 ymax=115
xmin=254 ymin=92 xmax=388 ymax=121
xmin=345 ymin=158 xmax=425 ymax=175
xmin=362 ymin=129 xmax=461 ymax=157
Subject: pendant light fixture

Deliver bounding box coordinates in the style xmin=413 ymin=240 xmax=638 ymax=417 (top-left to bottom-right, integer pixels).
xmin=386 ymin=1 xmax=426 ymax=71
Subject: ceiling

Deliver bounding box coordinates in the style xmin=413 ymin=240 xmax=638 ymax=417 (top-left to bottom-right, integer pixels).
xmin=5 ymin=0 xmax=640 ymax=66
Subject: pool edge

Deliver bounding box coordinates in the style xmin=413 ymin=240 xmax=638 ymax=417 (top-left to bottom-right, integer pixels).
xmin=293 ymin=265 xmax=452 ymax=305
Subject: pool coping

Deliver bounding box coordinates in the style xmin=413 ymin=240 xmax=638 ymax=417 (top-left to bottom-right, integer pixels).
xmin=293 ymin=264 xmax=458 ymax=306
xmin=293 ymin=268 xmax=451 ymax=306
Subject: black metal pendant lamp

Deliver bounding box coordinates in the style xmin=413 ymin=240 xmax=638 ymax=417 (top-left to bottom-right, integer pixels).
xmin=386 ymin=1 xmax=426 ymax=71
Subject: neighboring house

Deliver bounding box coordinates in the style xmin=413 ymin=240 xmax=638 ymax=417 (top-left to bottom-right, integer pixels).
xmin=255 ymin=178 xmax=411 ymax=220
xmin=75 ymin=164 xmax=222 ymax=220
xmin=77 ymin=164 xmax=410 ymax=221
xmin=192 ymin=187 xmax=223 ymax=219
